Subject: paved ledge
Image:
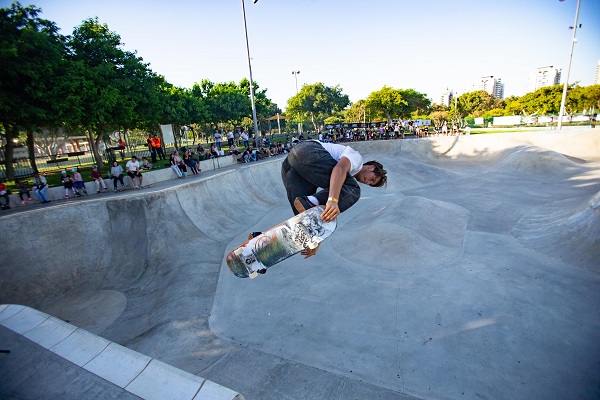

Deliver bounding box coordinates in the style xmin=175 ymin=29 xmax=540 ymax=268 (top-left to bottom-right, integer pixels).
xmin=3 ymin=154 xmax=238 ymax=208
xmin=0 ymin=304 xmax=245 ymax=400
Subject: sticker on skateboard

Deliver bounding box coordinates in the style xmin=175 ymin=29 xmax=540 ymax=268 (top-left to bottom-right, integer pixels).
xmin=226 ymin=206 xmax=336 ymax=278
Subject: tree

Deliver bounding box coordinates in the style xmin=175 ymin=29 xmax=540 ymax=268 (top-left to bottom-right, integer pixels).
xmin=64 ymin=17 xmax=159 ymax=168
xmin=344 ymin=100 xmax=367 ymax=123
xmin=0 ymin=2 xmax=66 ymax=178
xmin=286 ymin=83 xmax=349 ymax=131
xmin=364 ymin=86 xmax=407 ymax=123
xmin=398 ymin=89 xmax=431 ymax=117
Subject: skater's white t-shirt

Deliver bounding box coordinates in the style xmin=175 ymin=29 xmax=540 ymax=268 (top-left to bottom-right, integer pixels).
xmin=310 ymin=140 xmax=363 ymax=176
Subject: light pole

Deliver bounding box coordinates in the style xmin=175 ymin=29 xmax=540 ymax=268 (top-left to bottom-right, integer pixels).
xmin=292 ymin=70 xmax=302 ymax=134
xmin=241 ymin=0 xmax=260 ymax=148
xmin=557 ymin=0 xmax=581 ymax=130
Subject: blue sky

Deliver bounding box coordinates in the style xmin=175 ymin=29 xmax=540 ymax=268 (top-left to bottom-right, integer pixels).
xmin=5 ymin=0 xmax=600 ymax=110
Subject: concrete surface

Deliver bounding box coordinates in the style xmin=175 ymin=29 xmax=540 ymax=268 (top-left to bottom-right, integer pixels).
xmin=1 ymin=131 xmax=599 ymax=400
xmin=0 ymin=305 xmax=243 ymax=400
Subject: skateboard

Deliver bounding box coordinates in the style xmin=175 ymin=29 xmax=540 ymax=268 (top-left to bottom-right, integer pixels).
xmin=226 ymin=206 xmax=336 ymax=279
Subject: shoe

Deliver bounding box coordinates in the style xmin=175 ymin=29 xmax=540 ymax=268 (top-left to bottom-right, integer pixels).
xmin=65 ymin=194 xmax=69 ymax=199
xmin=96 ymin=191 xmax=100 ymax=194
xmin=21 ymin=200 xmax=25 ymax=205
xmin=113 ymin=189 xmax=117 ymax=192
xmin=137 ymin=186 xmax=142 ymax=190
xmin=28 ymin=198 xmax=32 ymax=201
xmin=102 ymin=188 xmax=108 ymax=192
xmin=294 ymin=196 xmax=316 ymax=214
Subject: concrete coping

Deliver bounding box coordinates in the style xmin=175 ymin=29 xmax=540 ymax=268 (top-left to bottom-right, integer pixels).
xmin=0 ymin=304 xmax=245 ymax=400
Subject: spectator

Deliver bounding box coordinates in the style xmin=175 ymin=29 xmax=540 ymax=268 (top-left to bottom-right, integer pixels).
xmin=16 ymin=179 xmax=32 ymax=205
xmin=169 ymin=151 xmax=186 ymax=178
xmin=140 ymin=157 xmax=153 ymax=170
xmin=61 ymin=170 xmax=78 ymax=199
xmin=210 ymin=143 xmax=219 ymax=158
xmin=90 ymin=165 xmax=109 ymax=193
xmin=32 ymin=172 xmax=51 ymax=203
xmin=151 ymin=134 xmax=166 ymax=161
xmin=214 ymin=129 xmax=222 ymax=150
xmin=184 ymin=150 xmax=199 ymax=175
xmin=196 ymin=144 xmax=208 ymax=161
xmin=118 ymin=138 xmax=125 ymax=160
xmin=125 ymin=156 xmax=143 ymax=189
xmin=0 ymin=180 xmax=10 ymax=210
xmin=234 ymin=129 xmax=240 ymax=146
xmin=227 ymin=129 xmax=234 ymax=147
xmin=242 ymin=146 xmax=256 ymax=163
xmin=111 ymin=160 xmax=125 ymax=192
xmin=71 ymin=167 xmax=88 ymax=196
xmin=147 ymin=134 xmax=156 ymax=163
xmin=241 ymin=129 xmax=249 ymax=148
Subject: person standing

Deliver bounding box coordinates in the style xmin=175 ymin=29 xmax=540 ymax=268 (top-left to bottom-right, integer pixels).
xmin=214 ymin=129 xmax=222 ymax=150
xmin=240 ymin=129 xmax=249 ymax=148
xmin=227 ymin=129 xmax=234 ymax=147
xmin=125 ymin=156 xmax=143 ymax=189
xmin=147 ymin=134 xmax=156 ymax=163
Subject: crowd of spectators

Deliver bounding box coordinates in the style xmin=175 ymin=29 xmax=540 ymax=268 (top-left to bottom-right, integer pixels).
xmin=1 ymin=122 xmax=466 ymax=211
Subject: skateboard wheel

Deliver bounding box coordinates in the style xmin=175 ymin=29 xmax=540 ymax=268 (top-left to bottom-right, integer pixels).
xmin=249 ymin=271 xmax=259 ymax=279
xmin=306 ymin=241 xmax=317 ymax=250
xmin=234 ymin=248 xmax=243 ymax=256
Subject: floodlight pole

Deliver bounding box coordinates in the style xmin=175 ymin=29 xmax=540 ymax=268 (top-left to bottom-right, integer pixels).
xmin=241 ymin=0 xmax=260 ymax=148
xmin=292 ymin=70 xmax=302 ymax=134
xmin=557 ymin=0 xmax=581 ymax=130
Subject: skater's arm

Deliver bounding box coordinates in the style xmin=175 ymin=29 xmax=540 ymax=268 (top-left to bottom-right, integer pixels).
xmin=321 ymin=157 xmax=350 ymax=222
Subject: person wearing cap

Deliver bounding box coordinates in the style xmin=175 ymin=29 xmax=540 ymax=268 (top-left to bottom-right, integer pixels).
xmin=71 ymin=167 xmax=87 ymax=196
xmin=125 ymin=156 xmax=143 ymax=189
xmin=61 ymin=170 xmax=77 ymax=199
xmin=91 ymin=165 xmax=108 ymax=193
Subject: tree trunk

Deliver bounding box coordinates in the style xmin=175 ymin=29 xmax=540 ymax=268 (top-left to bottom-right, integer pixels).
xmin=310 ymin=112 xmax=318 ymax=132
xmin=26 ymin=129 xmax=38 ymax=174
xmin=88 ymin=128 xmax=104 ymax=169
xmin=3 ymin=124 xmax=17 ymax=181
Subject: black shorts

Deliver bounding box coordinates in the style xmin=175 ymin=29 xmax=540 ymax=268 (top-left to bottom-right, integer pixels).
xmin=127 ymin=170 xmax=141 ymax=178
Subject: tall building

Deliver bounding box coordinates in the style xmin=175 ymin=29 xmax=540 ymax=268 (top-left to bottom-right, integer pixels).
xmin=472 ymin=76 xmax=504 ymax=99
xmin=527 ymin=66 xmax=561 ymax=93
xmin=440 ymin=88 xmax=453 ymax=107
xmin=595 ymin=60 xmax=600 ymax=85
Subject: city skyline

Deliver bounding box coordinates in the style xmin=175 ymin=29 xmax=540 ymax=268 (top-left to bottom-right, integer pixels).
xmin=7 ymin=0 xmax=600 ymax=110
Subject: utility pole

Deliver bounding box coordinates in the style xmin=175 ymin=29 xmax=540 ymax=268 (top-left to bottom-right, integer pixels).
xmin=557 ymin=0 xmax=581 ymax=130
xmin=241 ymin=0 xmax=260 ymax=147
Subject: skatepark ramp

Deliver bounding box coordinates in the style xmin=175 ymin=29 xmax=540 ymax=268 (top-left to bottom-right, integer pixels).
xmin=1 ymin=130 xmax=599 ymax=400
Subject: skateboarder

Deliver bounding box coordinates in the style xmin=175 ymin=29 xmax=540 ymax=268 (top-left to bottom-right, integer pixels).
xmin=280 ymin=139 xmax=387 ymax=257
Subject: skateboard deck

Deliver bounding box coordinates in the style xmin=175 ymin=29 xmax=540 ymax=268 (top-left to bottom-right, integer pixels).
xmin=226 ymin=206 xmax=336 ymax=278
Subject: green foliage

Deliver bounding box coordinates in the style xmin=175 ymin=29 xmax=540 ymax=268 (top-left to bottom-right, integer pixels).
xmin=287 ymin=83 xmax=349 ymax=131
xmin=365 ymin=86 xmax=407 ymax=122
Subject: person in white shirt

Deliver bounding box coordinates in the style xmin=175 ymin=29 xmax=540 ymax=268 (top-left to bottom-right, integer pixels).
xmin=280 ymin=140 xmax=387 ymax=258
xmin=126 ymin=156 xmax=143 ymax=189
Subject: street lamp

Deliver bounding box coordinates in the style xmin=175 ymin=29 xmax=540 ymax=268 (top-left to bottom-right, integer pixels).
xmin=557 ymin=0 xmax=581 ymax=130
xmin=292 ymin=70 xmax=302 ymax=134
xmin=241 ymin=0 xmax=260 ymax=148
